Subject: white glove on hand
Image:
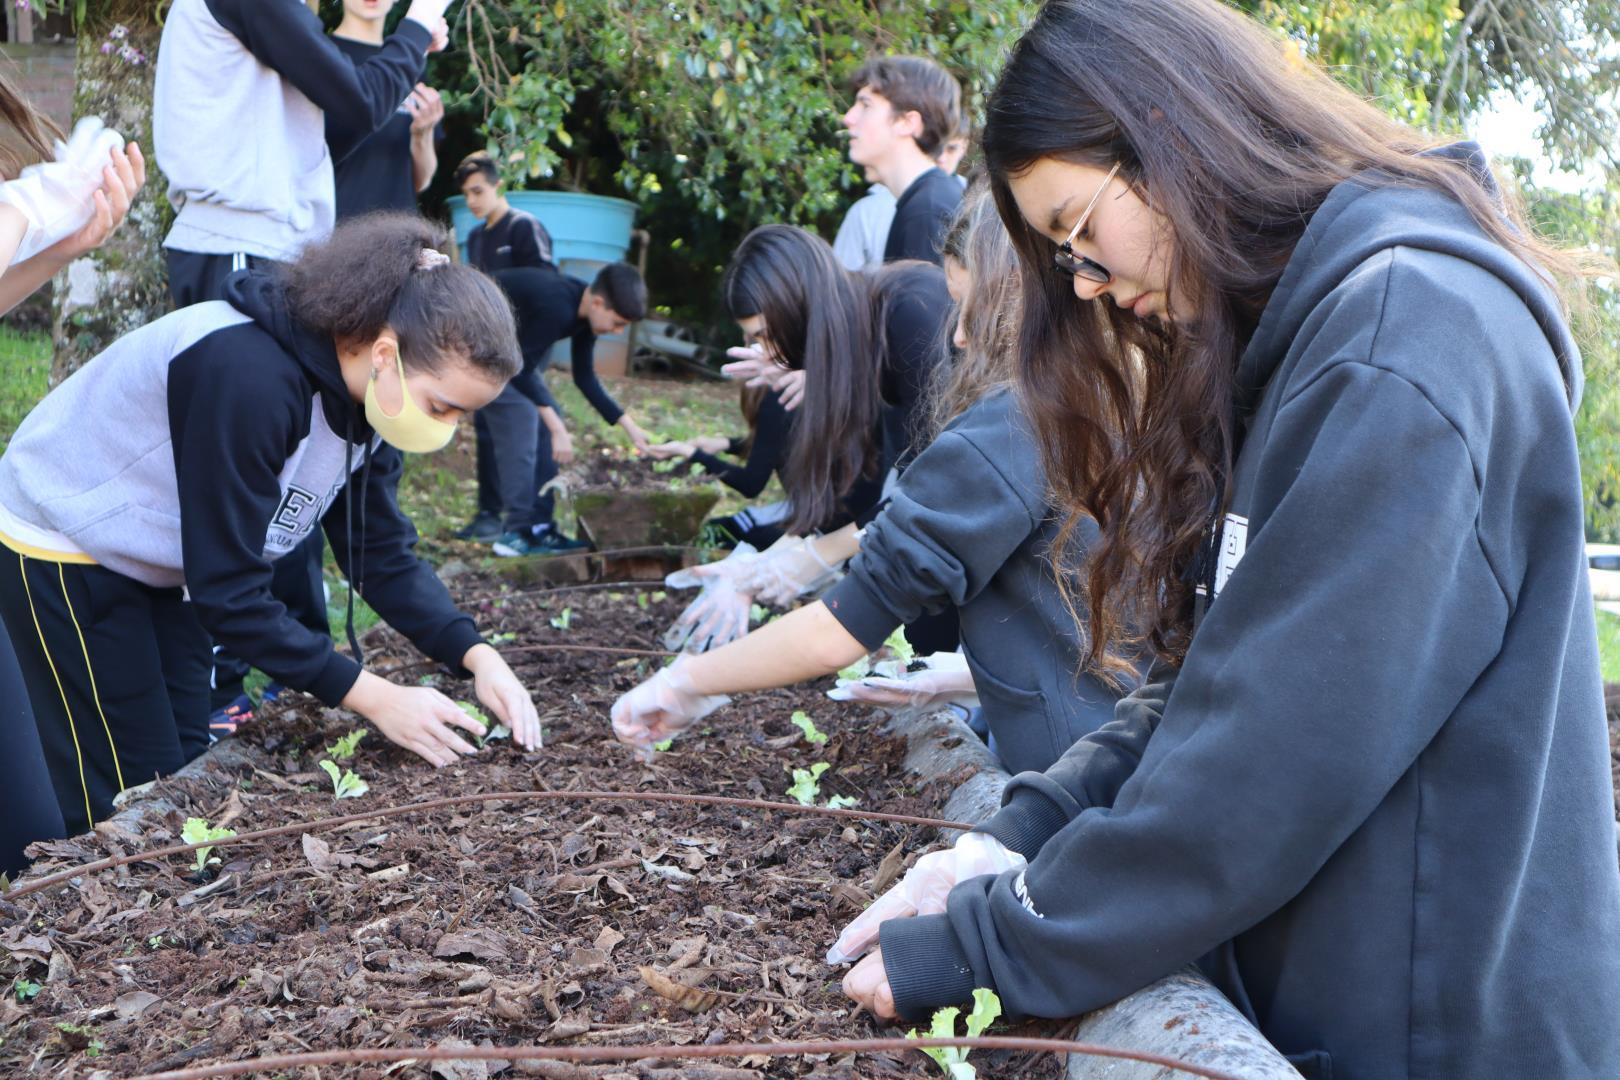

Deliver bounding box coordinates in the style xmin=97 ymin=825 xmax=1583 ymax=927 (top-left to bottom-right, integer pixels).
xmin=610 ymin=656 xmax=730 ymax=762
xmin=826 ymin=832 xmax=1025 ymax=965
xmin=663 ymin=544 xmax=759 ymax=653
xmin=0 ymin=116 xmax=123 ymax=265
xmin=827 ymin=651 xmax=979 ymax=710
xmin=741 ymin=535 xmax=844 ymax=607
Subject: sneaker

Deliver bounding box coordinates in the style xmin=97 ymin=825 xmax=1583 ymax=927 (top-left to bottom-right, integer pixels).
xmin=260 ymin=681 xmax=286 ymax=704
xmin=455 ymin=511 xmax=502 ymax=541
xmin=492 ymin=529 xmax=590 ymax=557
xmin=208 ymin=693 xmax=255 ymax=742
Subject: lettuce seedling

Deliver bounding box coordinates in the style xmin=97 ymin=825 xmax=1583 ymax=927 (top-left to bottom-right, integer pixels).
xmin=907 ymin=988 xmax=1003 ymax=1079
xmin=550 ymin=607 xmax=574 ymax=631
xmin=837 ymin=656 xmax=872 ymax=682
xmin=791 ymin=711 xmax=829 ymax=745
xmin=787 ymin=762 xmax=830 ymax=805
xmin=488 ymin=631 xmax=516 ymax=645
xmin=318 ymin=760 xmax=369 ymax=799
xmin=181 ymin=816 xmax=237 ymax=872
xmin=826 ymin=794 xmax=859 ymax=810
xmin=653 ymin=738 xmax=674 ymax=752
xmin=324 ymin=728 xmax=366 ymax=761
xmin=883 ymin=627 xmax=916 ymax=666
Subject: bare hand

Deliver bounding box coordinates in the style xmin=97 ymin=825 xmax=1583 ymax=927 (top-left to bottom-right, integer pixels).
xmin=428 ymin=17 xmax=450 ymax=52
xmin=619 ymin=416 xmax=653 ymax=453
xmin=721 ymin=345 xmax=786 ymax=387
xmin=842 ymin=949 xmax=898 ymax=1021
xmin=44 ymin=141 xmax=144 ymax=263
xmin=551 ymin=425 xmax=576 ymax=465
xmin=407 ymin=84 xmax=445 ymax=132
xmin=648 ymin=440 xmax=695 ymax=459
xmin=358 ymin=680 xmax=487 ymax=768
xmin=466 ymin=643 xmax=542 ymax=750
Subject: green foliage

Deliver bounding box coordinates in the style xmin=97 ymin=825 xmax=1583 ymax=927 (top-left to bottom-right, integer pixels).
xmin=180 ymin=817 xmax=236 ymax=873
xmin=1597 ymin=609 xmax=1620 ymax=683
xmin=550 ymin=607 xmax=574 ymax=631
xmin=458 ymin=701 xmax=490 ymax=733
xmin=0 ymin=329 xmax=50 ymax=452
xmin=826 ymin=794 xmax=859 ymax=810
xmin=653 ymin=738 xmax=674 ymax=752
xmin=318 ymin=760 xmax=370 ymax=800
xmin=791 ymin=710 xmax=828 ymax=745
xmin=324 ymin=729 xmax=366 ymax=762
xmin=906 ymin=988 xmax=1003 ymax=1079
xmin=786 ymin=761 xmax=831 ymax=805
xmin=883 ymin=628 xmax=916 ymax=666
xmin=12 ymin=978 xmax=41 ymax=1003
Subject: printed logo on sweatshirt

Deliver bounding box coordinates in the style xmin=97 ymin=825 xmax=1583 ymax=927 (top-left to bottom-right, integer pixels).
xmin=1214 ymin=513 xmax=1248 ymax=598
xmin=271 ymin=486 xmax=320 ymax=535
xmin=1013 ymin=869 xmax=1044 ymax=918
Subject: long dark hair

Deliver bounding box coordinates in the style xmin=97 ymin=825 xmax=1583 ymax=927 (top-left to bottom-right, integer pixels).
xmin=929 ymin=182 xmax=1019 ymax=439
xmin=721 ymin=225 xmax=883 ymax=535
xmin=0 ymin=63 xmax=64 ymax=178
xmin=982 ymin=0 xmax=1595 ymax=676
xmin=284 ymin=212 xmax=520 ymax=382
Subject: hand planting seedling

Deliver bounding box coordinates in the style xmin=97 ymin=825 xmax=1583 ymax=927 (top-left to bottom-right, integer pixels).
xmin=550 ymin=607 xmax=574 ymax=630
xmin=791 ymin=710 xmax=829 ymax=745
xmin=787 ymin=762 xmax=830 ymax=805
xmin=906 ymin=988 xmax=1003 ymax=1079
xmin=181 ymin=817 xmax=237 ymax=873
xmin=324 ymin=728 xmax=366 ymax=761
xmin=456 ymin=700 xmax=509 ymax=746
xmin=318 ymin=760 xmax=369 ymax=799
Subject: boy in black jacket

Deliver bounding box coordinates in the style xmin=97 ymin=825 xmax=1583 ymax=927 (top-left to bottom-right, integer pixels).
xmin=482 ymin=264 xmax=653 ymax=556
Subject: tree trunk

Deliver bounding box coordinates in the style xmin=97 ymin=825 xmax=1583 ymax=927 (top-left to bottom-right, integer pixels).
xmin=49 ymin=8 xmax=169 ymax=384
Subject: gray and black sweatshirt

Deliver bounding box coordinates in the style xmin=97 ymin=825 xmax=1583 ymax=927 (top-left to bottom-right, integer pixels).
xmin=0 ymin=272 xmax=484 ymax=708
xmin=878 ymin=144 xmax=1620 ymax=1078
xmin=823 ymin=388 xmax=1135 ymax=774
xmin=155 ymin=0 xmax=431 ymax=261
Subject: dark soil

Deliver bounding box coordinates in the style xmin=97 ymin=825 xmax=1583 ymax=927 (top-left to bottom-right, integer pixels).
xmin=0 ymin=584 xmax=1064 ymax=1078
xmin=1606 ymin=683 xmax=1620 ymax=819
xmin=572 ymin=452 xmax=706 ymax=492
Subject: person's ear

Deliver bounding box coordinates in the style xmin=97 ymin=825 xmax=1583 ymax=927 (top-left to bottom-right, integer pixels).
xmin=371 ymin=331 xmax=401 ymax=377
xmin=894 ymin=108 xmax=925 ymax=141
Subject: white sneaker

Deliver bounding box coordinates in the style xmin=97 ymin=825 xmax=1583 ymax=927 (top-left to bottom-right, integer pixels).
xmin=0 ymin=116 xmax=123 ymax=265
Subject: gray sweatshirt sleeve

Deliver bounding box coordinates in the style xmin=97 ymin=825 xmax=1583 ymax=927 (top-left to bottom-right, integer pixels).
xmin=822 ymin=412 xmax=1043 ymax=650
xmin=878 ymin=359 xmax=1509 ymax=1021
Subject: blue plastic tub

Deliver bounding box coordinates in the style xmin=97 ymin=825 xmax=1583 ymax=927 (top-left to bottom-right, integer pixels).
xmin=447 ymin=190 xmax=637 ymax=274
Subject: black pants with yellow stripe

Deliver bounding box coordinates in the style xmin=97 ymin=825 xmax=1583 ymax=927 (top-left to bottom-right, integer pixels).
xmin=0 ymin=552 xmax=212 ymax=837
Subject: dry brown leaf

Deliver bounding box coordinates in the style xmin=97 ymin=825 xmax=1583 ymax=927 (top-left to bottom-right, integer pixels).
xmin=594 ymin=925 xmax=625 ymax=956
xmin=870 ymin=840 xmax=908 ymax=894
xmin=114 ymin=990 xmax=162 ymax=1019
xmin=434 ymin=929 xmax=511 ymax=963
xmin=638 ymin=965 xmax=723 ymax=1013
xmin=302 ymin=834 xmax=336 ymax=873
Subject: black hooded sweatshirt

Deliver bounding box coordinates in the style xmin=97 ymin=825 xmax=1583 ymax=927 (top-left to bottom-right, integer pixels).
xmin=0 ymin=271 xmax=485 ymax=707
xmin=876 ymin=145 xmax=1620 ymax=1078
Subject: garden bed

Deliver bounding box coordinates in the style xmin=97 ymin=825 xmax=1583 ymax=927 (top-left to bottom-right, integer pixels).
xmin=0 ymin=583 xmax=1065 ymax=1078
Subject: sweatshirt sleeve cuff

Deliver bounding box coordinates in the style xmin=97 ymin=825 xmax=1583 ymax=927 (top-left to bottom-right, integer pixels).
xmin=976 ymin=777 xmax=1078 ymax=859
xmin=424 ymin=617 xmax=487 ymax=678
xmin=822 ymin=574 xmax=901 ymax=652
xmin=392 ymin=17 xmax=434 ymax=53
xmin=309 ymin=650 xmax=364 ymax=707
xmin=880 ymin=914 xmax=980 ymax=1022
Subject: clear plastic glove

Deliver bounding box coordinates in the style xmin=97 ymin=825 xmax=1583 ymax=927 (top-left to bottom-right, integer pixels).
xmin=741 ymin=535 xmax=844 ymax=607
xmin=610 ymin=656 xmax=730 ymax=762
xmin=0 ymin=116 xmax=124 ymax=264
xmin=663 ymin=544 xmax=760 ymax=653
xmin=827 ymin=651 xmax=979 ymax=710
xmin=826 ymin=832 xmax=1025 ymax=965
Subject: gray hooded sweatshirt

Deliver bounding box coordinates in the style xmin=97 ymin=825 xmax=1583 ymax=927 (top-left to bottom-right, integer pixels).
xmin=878 ymin=144 xmax=1620 ymax=1079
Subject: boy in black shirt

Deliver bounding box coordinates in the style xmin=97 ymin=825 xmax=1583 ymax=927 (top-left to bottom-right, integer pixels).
xmin=840 ymin=55 xmax=964 ymax=265
xmin=456 ymin=152 xmax=555 ymax=271
xmin=329 ymin=0 xmax=445 ymax=219
xmin=482 ymin=264 xmax=654 ymax=556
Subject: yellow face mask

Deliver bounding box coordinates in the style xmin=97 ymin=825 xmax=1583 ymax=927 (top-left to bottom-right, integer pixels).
xmin=364 ymin=350 xmax=456 ymax=454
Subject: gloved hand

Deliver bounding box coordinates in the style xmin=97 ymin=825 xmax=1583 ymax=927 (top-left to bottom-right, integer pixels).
xmin=610 ymin=656 xmax=730 ymax=762
xmin=740 ymin=535 xmax=845 ymax=607
xmin=0 ymin=116 xmax=124 ymax=265
xmin=826 ymin=832 xmax=1026 ymax=965
xmin=827 ymin=651 xmax=979 ymax=711
xmin=663 ymin=544 xmax=760 ymax=653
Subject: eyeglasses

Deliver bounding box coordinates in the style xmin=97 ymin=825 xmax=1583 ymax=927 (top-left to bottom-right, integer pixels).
xmin=1054 ymin=162 xmax=1121 ymax=283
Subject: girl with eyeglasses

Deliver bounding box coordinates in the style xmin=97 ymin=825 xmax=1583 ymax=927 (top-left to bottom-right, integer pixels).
xmin=832 ymin=1 xmax=1620 ymax=1075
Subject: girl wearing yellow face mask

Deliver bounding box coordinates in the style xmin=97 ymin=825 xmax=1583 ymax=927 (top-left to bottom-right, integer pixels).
xmin=0 ymin=213 xmax=542 ymax=844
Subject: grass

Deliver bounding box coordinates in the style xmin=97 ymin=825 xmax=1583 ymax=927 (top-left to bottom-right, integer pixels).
xmin=0 ymin=328 xmax=51 ymax=451
xmin=1597 ymin=608 xmax=1620 ymax=684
